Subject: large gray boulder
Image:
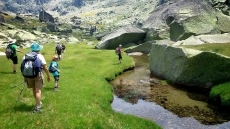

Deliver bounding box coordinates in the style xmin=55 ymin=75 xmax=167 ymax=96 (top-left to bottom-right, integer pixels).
xmin=39 ymin=10 xmax=54 ymax=23
xmin=174 ymin=33 xmax=230 ymax=45
xmin=142 ymin=0 xmax=230 ymax=42
xmin=95 ymin=25 xmax=146 ymax=49
xmin=149 ymin=44 xmax=230 ymax=88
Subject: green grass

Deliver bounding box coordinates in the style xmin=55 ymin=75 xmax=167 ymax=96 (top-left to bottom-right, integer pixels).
xmin=0 ymin=43 xmax=161 ymax=129
xmin=209 ymin=82 xmax=230 ymax=106
xmin=182 ymin=43 xmax=230 ymax=57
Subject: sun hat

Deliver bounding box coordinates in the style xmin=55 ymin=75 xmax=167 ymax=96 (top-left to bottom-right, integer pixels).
xmin=52 ymin=55 xmax=58 ymax=60
xmin=30 ymin=42 xmax=43 ymax=51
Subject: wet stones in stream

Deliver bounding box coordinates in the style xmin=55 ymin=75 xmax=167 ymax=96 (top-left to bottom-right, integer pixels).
xmin=112 ymin=78 xmax=230 ymax=125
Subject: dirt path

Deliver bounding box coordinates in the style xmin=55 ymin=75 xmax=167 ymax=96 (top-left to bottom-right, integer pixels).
xmin=0 ymin=52 xmax=5 ymax=56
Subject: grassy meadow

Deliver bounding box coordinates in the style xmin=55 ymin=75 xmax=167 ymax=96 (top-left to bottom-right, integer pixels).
xmin=0 ymin=43 xmax=161 ymax=129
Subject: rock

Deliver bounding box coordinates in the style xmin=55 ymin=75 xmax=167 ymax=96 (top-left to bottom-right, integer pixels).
xmin=39 ymin=10 xmax=54 ymax=23
xmin=95 ymin=25 xmax=146 ymax=49
xmin=175 ymin=33 xmax=230 ymax=45
xmin=149 ymin=44 xmax=230 ymax=88
xmin=142 ymin=0 xmax=230 ymax=41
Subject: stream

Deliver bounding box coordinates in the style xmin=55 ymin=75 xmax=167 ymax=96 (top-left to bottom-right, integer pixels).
xmin=110 ymin=54 xmax=230 ymax=129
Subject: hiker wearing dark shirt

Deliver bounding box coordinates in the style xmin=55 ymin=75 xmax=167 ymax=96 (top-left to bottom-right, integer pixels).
xmin=55 ymin=42 xmax=62 ymax=60
xmin=117 ymin=44 xmax=122 ymax=63
xmin=8 ymin=39 xmax=23 ymax=74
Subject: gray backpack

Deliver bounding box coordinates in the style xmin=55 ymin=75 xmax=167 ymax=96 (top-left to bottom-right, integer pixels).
xmin=21 ymin=52 xmax=42 ymax=78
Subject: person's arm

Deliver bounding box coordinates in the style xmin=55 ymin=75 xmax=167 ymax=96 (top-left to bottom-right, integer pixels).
xmin=42 ymin=64 xmax=51 ymax=82
xmin=16 ymin=49 xmax=23 ymax=53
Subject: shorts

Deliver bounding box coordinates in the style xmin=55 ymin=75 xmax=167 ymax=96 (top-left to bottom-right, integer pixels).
xmin=118 ymin=54 xmax=122 ymax=60
xmin=10 ymin=56 xmax=18 ymax=64
xmin=57 ymin=50 xmax=62 ymax=55
xmin=26 ymin=73 xmax=44 ymax=89
xmin=54 ymin=75 xmax=60 ymax=83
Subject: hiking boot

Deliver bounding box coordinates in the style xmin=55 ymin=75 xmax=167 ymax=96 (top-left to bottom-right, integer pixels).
xmin=13 ymin=71 xmax=17 ymax=74
xmin=53 ymin=87 xmax=59 ymax=92
xmin=33 ymin=106 xmax=41 ymax=113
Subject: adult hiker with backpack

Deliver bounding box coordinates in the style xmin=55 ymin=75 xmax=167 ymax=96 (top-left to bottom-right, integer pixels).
xmin=48 ymin=55 xmax=60 ymax=92
xmin=21 ymin=42 xmax=51 ymax=112
xmin=5 ymin=39 xmax=23 ymax=74
xmin=115 ymin=44 xmax=122 ymax=63
xmin=55 ymin=42 xmax=62 ymax=60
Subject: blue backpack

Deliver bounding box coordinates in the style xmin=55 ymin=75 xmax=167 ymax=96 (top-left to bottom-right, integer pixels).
xmin=21 ymin=52 xmax=42 ymax=78
xmin=49 ymin=61 xmax=59 ymax=73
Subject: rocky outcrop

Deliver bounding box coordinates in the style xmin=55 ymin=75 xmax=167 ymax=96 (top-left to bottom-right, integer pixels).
xmin=39 ymin=10 xmax=54 ymax=23
xmin=95 ymin=25 xmax=146 ymax=49
xmin=0 ymin=13 xmax=6 ymax=22
xmin=174 ymin=33 xmax=230 ymax=45
xmin=149 ymin=44 xmax=230 ymax=88
xmin=125 ymin=39 xmax=175 ymax=54
xmin=142 ymin=0 xmax=230 ymax=42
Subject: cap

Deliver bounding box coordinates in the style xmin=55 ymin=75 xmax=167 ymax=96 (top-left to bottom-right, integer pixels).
xmin=30 ymin=42 xmax=43 ymax=51
xmin=52 ymin=55 xmax=58 ymax=60
xmin=119 ymin=44 xmax=122 ymax=47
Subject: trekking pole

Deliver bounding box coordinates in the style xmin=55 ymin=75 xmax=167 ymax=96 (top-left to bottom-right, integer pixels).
xmin=11 ymin=82 xmax=26 ymax=89
xmin=15 ymin=82 xmax=26 ymax=106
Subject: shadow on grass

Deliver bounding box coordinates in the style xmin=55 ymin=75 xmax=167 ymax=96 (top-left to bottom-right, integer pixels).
xmin=0 ymin=71 xmax=13 ymax=74
xmin=113 ymin=62 xmax=121 ymax=65
xmin=13 ymin=104 xmax=34 ymax=112
xmin=43 ymin=87 xmax=54 ymax=91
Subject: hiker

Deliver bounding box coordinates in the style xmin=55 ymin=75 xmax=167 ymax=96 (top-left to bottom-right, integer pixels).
xmin=22 ymin=42 xmax=50 ymax=112
xmin=117 ymin=44 xmax=122 ymax=63
xmin=49 ymin=55 xmax=60 ymax=92
xmin=6 ymin=39 xmax=23 ymax=74
xmin=55 ymin=42 xmax=62 ymax=60
xmin=61 ymin=43 xmax=66 ymax=54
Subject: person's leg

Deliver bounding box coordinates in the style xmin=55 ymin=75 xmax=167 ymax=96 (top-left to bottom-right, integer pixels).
xmin=33 ymin=73 xmax=44 ymax=112
xmin=118 ymin=54 xmax=122 ymax=63
xmin=34 ymin=87 xmax=42 ymax=107
xmin=11 ymin=56 xmax=18 ymax=73
xmin=53 ymin=75 xmax=59 ymax=92
xmin=57 ymin=51 xmax=62 ymax=60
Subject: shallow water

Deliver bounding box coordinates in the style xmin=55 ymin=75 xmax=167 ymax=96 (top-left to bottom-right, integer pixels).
xmin=110 ymin=55 xmax=230 ymax=129
xmin=112 ymin=95 xmax=230 ymax=129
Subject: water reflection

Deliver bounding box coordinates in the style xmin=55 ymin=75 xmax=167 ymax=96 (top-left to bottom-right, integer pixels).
xmin=112 ymin=95 xmax=230 ymax=129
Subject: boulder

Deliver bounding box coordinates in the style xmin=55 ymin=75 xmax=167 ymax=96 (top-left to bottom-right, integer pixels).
xmin=125 ymin=39 xmax=175 ymax=54
xmin=174 ymin=33 xmax=230 ymax=45
xmin=149 ymin=44 xmax=230 ymax=88
xmin=95 ymin=25 xmax=146 ymax=49
xmin=39 ymin=10 xmax=54 ymax=23
xmin=0 ymin=14 xmax=6 ymax=22
xmin=142 ymin=0 xmax=230 ymax=42
xmin=12 ymin=30 xmax=37 ymax=41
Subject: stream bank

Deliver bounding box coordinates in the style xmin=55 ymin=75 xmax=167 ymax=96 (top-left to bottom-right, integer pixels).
xmin=110 ymin=54 xmax=230 ymax=128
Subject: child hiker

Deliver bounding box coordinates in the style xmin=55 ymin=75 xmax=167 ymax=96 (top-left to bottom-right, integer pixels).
xmin=49 ymin=55 xmax=60 ymax=92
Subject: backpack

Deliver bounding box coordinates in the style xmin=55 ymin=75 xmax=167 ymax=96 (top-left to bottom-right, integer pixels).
xmin=5 ymin=44 xmax=15 ymax=59
xmin=21 ymin=52 xmax=42 ymax=78
xmin=56 ymin=44 xmax=62 ymax=52
xmin=115 ymin=47 xmax=119 ymax=54
xmin=49 ymin=61 xmax=58 ymax=73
